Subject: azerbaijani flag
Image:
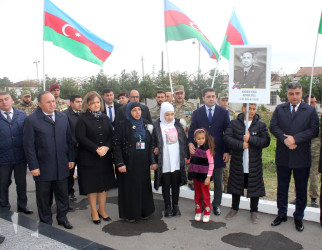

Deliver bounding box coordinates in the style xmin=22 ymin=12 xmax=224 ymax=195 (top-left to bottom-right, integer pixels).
xmin=220 ymin=10 xmax=248 ymax=60
xmin=164 ymin=0 xmax=219 ymax=60
xmin=319 ymin=11 xmax=322 ymax=34
xmin=44 ymin=0 xmax=114 ymax=66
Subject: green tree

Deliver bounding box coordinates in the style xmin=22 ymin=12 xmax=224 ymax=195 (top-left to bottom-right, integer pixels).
xmin=8 ymin=88 xmax=18 ymax=103
xmin=0 ymin=77 xmax=12 ymax=90
xmin=138 ymin=75 xmax=156 ymax=104
xmin=276 ymin=75 xmax=292 ymax=102
xmin=60 ymin=78 xmax=81 ymax=99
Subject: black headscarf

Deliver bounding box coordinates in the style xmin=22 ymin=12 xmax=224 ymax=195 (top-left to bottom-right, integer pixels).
xmin=125 ymin=102 xmax=146 ymax=140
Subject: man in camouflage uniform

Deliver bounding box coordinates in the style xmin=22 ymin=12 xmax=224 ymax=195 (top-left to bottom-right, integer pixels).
xmin=173 ymin=85 xmax=196 ymax=190
xmin=49 ymin=83 xmax=68 ymax=112
xmin=305 ymin=95 xmax=320 ymax=207
xmin=217 ymin=93 xmax=236 ymax=193
xmin=150 ymin=90 xmax=166 ymax=122
xmin=15 ymin=90 xmax=37 ymax=116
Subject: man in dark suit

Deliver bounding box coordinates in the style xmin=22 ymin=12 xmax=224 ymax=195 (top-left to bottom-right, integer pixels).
xmin=114 ymin=89 xmax=152 ymax=125
xmin=234 ymin=51 xmax=265 ymax=89
xmin=102 ymin=89 xmax=122 ymax=127
xmin=63 ymin=94 xmax=82 ymax=202
xmin=0 ymin=92 xmax=32 ymax=214
xmin=270 ymin=82 xmax=319 ymax=232
xmin=188 ymin=88 xmax=231 ymax=216
xmin=23 ymin=92 xmax=74 ymax=229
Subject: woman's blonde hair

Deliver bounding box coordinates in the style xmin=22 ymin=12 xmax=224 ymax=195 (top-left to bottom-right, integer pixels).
xmin=81 ymin=91 xmax=104 ymax=113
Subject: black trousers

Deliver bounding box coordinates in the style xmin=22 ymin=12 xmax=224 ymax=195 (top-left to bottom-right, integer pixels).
xmin=231 ymin=174 xmax=259 ymax=212
xmin=0 ymin=163 xmax=27 ymax=210
xmin=277 ymin=165 xmax=310 ymax=220
xmin=35 ymin=178 xmax=69 ymax=225
xmin=161 ymin=170 xmax=181 ymax=207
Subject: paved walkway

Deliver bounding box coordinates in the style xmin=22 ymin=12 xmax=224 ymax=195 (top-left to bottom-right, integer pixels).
xmin=0 ymin=172 xmax=321 ymax=249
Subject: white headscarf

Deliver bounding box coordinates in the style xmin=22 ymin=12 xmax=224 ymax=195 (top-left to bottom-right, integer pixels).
xmin=160 ymin=102 xmax=175 ymax=127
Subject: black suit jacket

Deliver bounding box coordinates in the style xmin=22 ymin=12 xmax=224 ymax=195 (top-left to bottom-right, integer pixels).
xmin=188 ymin=104 xmax=230 ymax=168
xmin=270 ymin=101 xmax=319 ymax=168
xmin=103 ymin=101 xmax=122 ymax=126
xmin=23 ymin=107 xmax=74 ymax=181
xmin=114 ymin=103 xmax=152 ymax=126
xmin=63 ymin=107 xmax=80 ymax=159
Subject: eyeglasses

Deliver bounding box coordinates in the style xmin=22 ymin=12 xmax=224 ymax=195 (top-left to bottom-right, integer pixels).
xmin=130 ymin=96 xmax=139 ymax=99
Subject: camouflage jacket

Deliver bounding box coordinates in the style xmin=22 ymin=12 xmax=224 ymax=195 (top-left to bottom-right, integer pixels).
xmin=150 ymin=105 xmax=161 ymax=123
xmin=55 ymin=99 xmax=68 ymax=112
xmin=311 ymin=112 xmax=321 ymax=157
xmin=15 ymin=101 xmax=37 ymax=116
xmin=228 ymin=107 xmax=237 ymax=120
xmin=173 ymin=100 xmax=196 ymax=130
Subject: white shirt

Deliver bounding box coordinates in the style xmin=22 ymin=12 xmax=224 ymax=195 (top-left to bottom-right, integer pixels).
xmin=105 ymin=103 xmax=115 ymax=123
xmin=1 ymin=108 xmax=14 ymax=120
xmin=289 ymin=102 xmax=300 ymax=113
xmin=161 ymin=123 xmax=180 ymax=173
xmin=243 ymin=120 xmax=252 ymax=173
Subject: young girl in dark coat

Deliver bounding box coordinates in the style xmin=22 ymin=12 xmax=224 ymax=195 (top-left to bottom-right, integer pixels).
xmin=188 ymin=128 xmax=215 ymax=223
xmin=152 ymin=102 xmax=188 ymax=217
xmin=224 ymin=103 xmax=270 ymax=224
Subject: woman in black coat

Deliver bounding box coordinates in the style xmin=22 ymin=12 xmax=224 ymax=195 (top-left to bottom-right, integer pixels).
xmin=152 ymin=102 xmax=188 ymax=217
xmin=113 ymin=102 xmax=156 ymax=222
xmin=224 ymin=103 xmax=270 ymax=224
xmin=76 ymin=91 xmax=116 ymax=225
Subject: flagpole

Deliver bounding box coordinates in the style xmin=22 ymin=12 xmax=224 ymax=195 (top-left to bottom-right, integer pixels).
xmin=165 ymin=42 xmax=174 ymax=94
xmin=308 ymin=32 xmax=320 ymax=101
xmin=42 ymin=0 xmax=46 ymax=91
xmin=210 ymin=54 xmax=221 ymax=89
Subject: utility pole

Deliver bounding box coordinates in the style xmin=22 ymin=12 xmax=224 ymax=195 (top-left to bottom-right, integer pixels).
xmin=141 ymin=56 xmax=145 ymax=77
xmin=33 ymin=59 xmax=40 ymax=87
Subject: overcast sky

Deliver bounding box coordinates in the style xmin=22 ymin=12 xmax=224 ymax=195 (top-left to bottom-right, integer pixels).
xmin=0 ymin=0 xmax=321 ymax=83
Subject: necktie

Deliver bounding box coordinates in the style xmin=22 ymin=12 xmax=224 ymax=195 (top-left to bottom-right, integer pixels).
xmin=108 ymin=106 xmax=113 ymax=123
xmin=47 ymin=115 xmax=54 ymax=123
xmin=291 ymin=105 xmax=296 ymax=118
xmin=244 ymin=71 xmax=248 ymax=81
xmin=4 ymin=112 xmax=11 ymax=122
xmin=208 ymin=108 xmax=212 ymax=123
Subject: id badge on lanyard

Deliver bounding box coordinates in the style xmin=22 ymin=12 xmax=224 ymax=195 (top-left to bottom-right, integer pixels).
xmin=136 ymin=135 xmax=145 ymax=149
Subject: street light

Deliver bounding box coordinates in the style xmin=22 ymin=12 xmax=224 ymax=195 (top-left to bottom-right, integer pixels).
xmin=33 ymin=59 xmax=40 ymax=86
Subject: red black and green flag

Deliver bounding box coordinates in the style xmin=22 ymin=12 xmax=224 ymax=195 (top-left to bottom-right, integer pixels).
xmin=164 ymin=0 xmax=219 ymax=60
xmin=319 ymin=11 xmax=322 ymax=34
xmin=44 ymin=0 xmax=114 ymax=66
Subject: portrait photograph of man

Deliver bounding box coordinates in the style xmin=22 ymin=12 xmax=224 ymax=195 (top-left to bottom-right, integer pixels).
xmin=233 ymin=48 xmax=267 ymax=89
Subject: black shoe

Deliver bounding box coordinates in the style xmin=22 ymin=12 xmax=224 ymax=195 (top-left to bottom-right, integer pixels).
xmin=98 ymin=210 xmax=112 ymax=221
xmin=17 ymin=207 xmax=33 ymax=214
xmin=290 ymin=199 xmax=296 ymax=205
xmin=58 ymin=220 xmax=73 ymax=229
xmin=172 ymin=205 xmax=181 ymax=216
xmin=69 ymin=194 xmax=77 ymax=202
xmin=213 ymin=207 xmax=221 ymax=216
xmin=0 ymin=234 xmax=5 ymax=244
xmin=164 ymin=205 xmax=172 ymax=217
xmin=311 ymin=198 xmax=318 ymax=208
xmin=294 ymin=219 xmax=304 ymax=232
xmin=68 ymin=207 xmax=75 ymax=212
xmin=126 ymin=219 xmax=136 ymax=223
xmin=188 ymin=184 xmax=195 ymax=191
xmin=271 ymin=216 xmax=287 ymax=226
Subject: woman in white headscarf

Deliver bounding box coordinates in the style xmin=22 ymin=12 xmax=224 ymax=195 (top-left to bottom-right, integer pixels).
xmin=152 ymin=102 xmax=188 ymax=217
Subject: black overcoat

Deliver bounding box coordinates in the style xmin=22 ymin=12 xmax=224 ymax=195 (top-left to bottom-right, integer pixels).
xmin=224 ymin=113 xmax=270 ymax=197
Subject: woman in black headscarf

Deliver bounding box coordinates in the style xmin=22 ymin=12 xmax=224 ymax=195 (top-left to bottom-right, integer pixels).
xmin=113 ymin=102 xmax=156 ymax=222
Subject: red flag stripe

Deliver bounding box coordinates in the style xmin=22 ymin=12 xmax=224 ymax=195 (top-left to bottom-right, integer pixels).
xmin=45 ymin=12 xmax=111 ymax=62
xmin=226 ymin=21 xmax=244 ymax=45
xmin=165 ymin=10 xmax=191 ymax=27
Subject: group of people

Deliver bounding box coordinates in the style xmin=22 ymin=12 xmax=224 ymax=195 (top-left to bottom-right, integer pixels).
xmin=0 ymin=81 xmax=321 ymax=235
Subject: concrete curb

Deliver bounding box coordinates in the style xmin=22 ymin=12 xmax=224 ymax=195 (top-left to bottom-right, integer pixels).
xmin=152 ymin=182 xmax=320 ymax=223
